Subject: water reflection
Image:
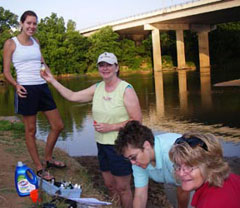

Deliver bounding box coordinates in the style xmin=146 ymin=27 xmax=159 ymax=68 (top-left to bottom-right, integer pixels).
xmin=178 ymin=70 xmax=188 ymax=113
xmin=1 ymin=68 xmax=240 ymax=157
xmin=200 ymin=69 xmax=212 ymax=109
xmin=37 ymin=115 xmax=98 ymax=156
xmin=154 ymin=72 xmax=165 ymax=117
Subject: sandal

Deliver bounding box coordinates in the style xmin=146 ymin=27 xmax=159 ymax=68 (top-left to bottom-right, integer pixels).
xmin=46 ymin=159 xmax=66 ymax=169
xmin=37 ymin=169 xmax=55 ymax=181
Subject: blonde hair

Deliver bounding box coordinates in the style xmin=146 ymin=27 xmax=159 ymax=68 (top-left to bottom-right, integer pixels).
xmin=169 ymin=133 xmax=230 ymax=187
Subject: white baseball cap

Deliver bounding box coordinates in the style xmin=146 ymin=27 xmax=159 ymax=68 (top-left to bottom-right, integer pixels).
xmin=97 ymin=52 xmax=118 ymax=65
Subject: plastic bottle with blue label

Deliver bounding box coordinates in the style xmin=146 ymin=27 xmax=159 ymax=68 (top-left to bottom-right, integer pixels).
xmin=15 ymin=161 xmax=38 ymax=197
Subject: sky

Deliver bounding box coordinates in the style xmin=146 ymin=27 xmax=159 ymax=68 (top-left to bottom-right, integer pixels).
xmin=0 ymin=0 xmax=192 ymax=30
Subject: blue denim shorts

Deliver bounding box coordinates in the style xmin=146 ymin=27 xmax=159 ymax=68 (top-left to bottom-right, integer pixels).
xmin=97 ymin=143 xmax=132 ymax=176
xmin=15 ymin=83 xmax=57 ymax=115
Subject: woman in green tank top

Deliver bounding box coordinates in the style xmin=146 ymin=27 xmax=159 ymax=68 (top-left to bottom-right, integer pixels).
xmin=41 ymin=52 xmax=142 ymax=208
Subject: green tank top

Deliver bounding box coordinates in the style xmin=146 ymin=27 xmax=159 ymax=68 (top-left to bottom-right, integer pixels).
xmin=92 ymin=80 xmax=131 ymax=144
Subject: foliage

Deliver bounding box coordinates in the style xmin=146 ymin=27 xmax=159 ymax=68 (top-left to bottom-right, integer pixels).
xmin=141 ymin=35 xmax=153 ymax=57
xmin=67 ymin=19 xmax=76 ymax=32
xmin=119 ymin=39 xmax=141 ymax=69
xmin=86 ymin=26 xmax=121 ymax=71
xmin=0 ymin=7 xmax=19 ymax=33
xmin=209 ymin=22 xmax=240 ymax=65
xmin=184 ymin=30 xmax=199 ymax=66
xmin=36 ymin=13 xmax=90 ymax=74
xmin=0 ymin=120 xmax=24 ymax=131
xmin=0 ymin=7 xmax=19 ymax=73
xmin=162 ymin=55 xmax=174 ymax=68
xmin=160 ymin=31 xmax=176 ymax=56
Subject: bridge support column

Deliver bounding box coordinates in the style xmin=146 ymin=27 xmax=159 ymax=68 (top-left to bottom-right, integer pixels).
xmin=152 ymin=29 xmax=162 ymax=72
xmin=176 ymin=30 xmax=186 ymax=69
xmin=198 ymin=31 xmax=210 ymax=69
xmin=191 ymin=24 xmax=211 ymax=69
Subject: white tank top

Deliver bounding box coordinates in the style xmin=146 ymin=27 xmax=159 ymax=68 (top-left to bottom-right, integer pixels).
xmin=12 ymin=37 xmax=46 ymax=85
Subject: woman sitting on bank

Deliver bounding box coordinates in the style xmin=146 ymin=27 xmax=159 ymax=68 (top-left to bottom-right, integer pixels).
xmin=169 ymin=133 xmax=240 ymax=208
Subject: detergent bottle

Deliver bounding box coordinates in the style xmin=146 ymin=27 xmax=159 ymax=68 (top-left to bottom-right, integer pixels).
xmin=15 ymin=161 xmax=38 ymax=197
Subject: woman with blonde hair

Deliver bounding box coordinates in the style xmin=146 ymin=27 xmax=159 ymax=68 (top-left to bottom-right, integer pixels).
xmin=169 ymin=133 xmax=240 ymax=208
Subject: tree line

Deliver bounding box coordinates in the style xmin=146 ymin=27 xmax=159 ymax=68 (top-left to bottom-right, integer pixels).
xmin=1 ymin=7 xmax=240 ymax=75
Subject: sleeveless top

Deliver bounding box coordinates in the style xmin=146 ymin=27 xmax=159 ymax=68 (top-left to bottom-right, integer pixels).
xmin=92 ymin=80 xmax=131 ymax=145
xmin=12 ymin=37 xmax=46 ymax=85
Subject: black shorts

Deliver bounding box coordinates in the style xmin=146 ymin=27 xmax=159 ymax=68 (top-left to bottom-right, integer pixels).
xmin=14 ymin=83 xmax=57 ymax=115
xmin=97 ymin=143 xmax=132 ymax=176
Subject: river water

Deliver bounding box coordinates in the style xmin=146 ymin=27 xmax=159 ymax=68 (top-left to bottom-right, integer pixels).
xmin=0 ymin=67 xmax=240 ymax=157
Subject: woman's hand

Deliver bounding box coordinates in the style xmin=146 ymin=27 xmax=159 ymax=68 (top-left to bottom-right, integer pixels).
xmin=16 ymin=84 xmax=27 ymax=98
xmin=93 ymin=122 xmax=113 ymax=133
xmin=40 ymin=66 xmax=54 ymax=83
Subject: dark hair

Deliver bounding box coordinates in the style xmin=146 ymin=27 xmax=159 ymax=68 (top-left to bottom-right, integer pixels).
xmin=115 ymin=120 xmax=154 ymax=154
xmin=20 ymin=10 xmax=38 ymax=23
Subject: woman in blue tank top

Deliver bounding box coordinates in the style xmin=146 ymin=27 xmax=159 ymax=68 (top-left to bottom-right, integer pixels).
xmin=3 ymin=11 xmax=66 ymax=181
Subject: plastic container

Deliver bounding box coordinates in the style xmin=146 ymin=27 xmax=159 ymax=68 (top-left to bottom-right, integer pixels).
xmin=15 ymin=161 xmax=38 ymax=197
xmin=37 ymin=177 xmax=81 ymax=198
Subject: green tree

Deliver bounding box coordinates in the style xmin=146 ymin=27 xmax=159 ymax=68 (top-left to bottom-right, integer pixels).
xmin=36 ymin=14 xmax=90 ymax=75
xmin=0 ymin=7 xmax=19 ymax=73
xmin=67 ymin=19 xmax=76 ymax=32
xmin=65 ymin=19 xmax=90 ymax=74
xmin=119 ymin=38 xmax=142 ymax=70
xmin=63 ymin=30 xmax=90 ymax=74
xmin=210 ymin=22 xmax=240 ymax=65
xmin=0 ymin=7 xmax=18 ymax=33
xmin=141 ymin=35 xmax=152 ymax=57
xmin=86 ymin=26 xmax=121 ymax=71
xmin=36 ymin=13 xmax=67 ymax=74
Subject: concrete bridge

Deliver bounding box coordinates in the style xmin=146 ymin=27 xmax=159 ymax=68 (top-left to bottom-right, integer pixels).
xmin=80 ymin=0 xmax=240 ymax=72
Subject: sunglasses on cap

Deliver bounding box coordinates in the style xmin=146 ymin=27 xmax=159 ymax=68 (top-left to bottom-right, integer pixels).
xmin=174 ymin=136 xmax=208 ymax=151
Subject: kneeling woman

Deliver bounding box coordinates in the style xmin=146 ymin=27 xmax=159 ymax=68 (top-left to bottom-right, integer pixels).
xmin=169 ymin=133 xmax=240 ymax=208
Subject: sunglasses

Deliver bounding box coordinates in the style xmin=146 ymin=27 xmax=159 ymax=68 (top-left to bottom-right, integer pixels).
xmin=174 ymin=136 xmax=208 ymax=151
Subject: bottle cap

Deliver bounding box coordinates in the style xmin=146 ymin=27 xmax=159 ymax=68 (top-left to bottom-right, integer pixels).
xmin=17 ymin=161 xmax=23 ymax=167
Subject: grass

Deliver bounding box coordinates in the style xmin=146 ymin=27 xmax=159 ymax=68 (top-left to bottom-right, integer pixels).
xmin=0 ymin=120 xmax=25 ymax=131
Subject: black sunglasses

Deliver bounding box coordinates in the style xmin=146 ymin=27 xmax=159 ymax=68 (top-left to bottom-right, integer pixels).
xmin=174 ymin=136 xmax=208 ymax=151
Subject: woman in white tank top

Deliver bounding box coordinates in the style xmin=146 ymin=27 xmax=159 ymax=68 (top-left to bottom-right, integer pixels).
xmin=3 ymin=10 xmax=66 ymax=181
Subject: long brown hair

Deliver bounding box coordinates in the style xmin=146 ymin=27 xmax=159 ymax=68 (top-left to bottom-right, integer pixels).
xmin=20 ymin=10 xmax=38 ymax=23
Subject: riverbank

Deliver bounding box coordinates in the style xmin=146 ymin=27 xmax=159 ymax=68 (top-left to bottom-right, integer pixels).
xmin=0 ymin=66 xmax=196 ymax=83
xmin=0 ymin=119 xmax=173 ymax=207
xmin=0 ymin=120 xmax=112 ymax=208
xmin=0 ymin=118 xmax=172 ymax=208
